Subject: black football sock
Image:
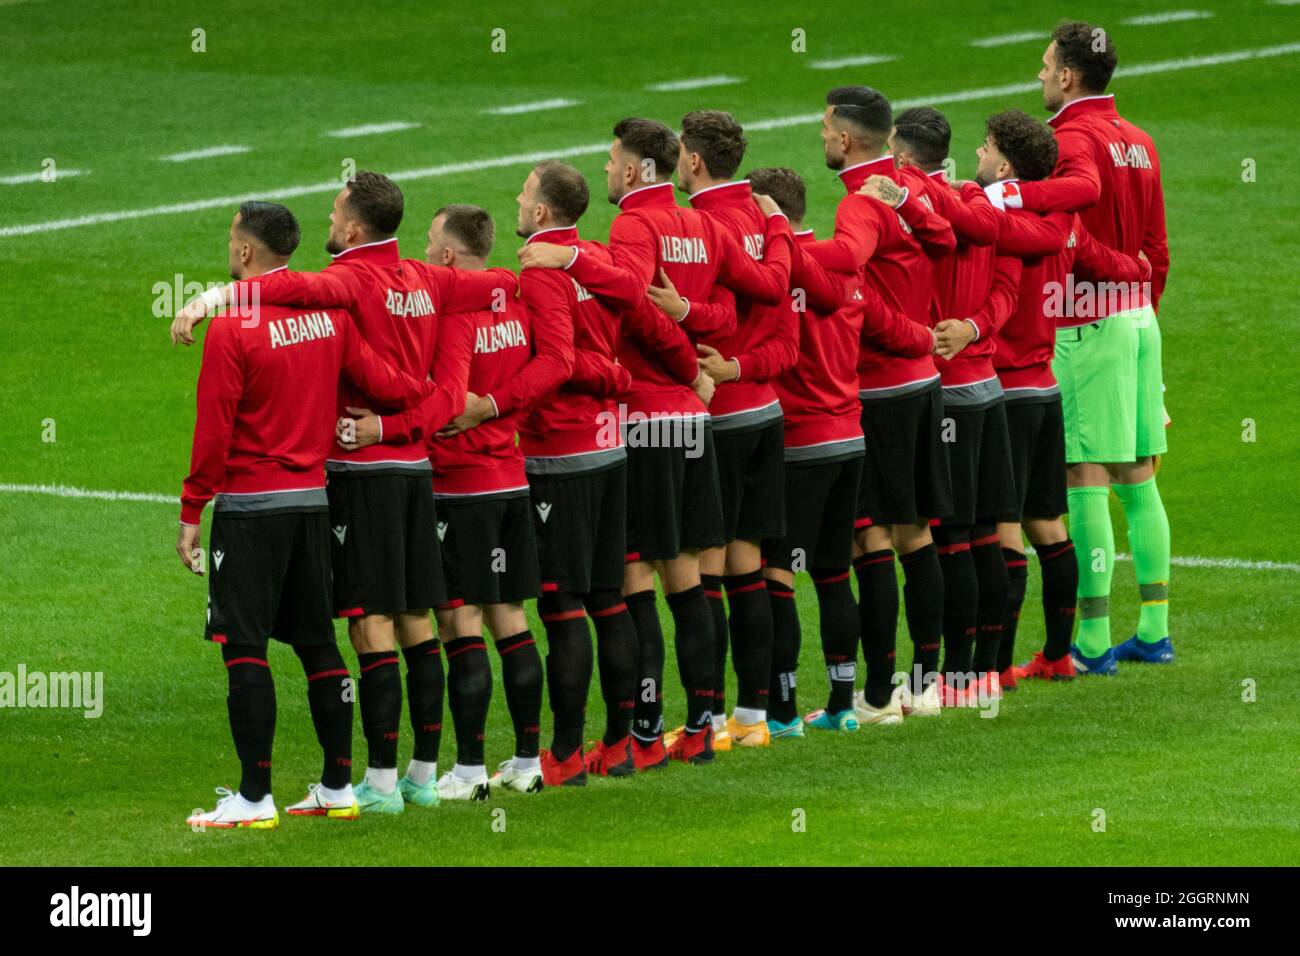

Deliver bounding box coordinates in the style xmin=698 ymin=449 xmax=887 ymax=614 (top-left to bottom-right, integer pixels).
xmin=445 ymin=636 xmax=491 ymax=768
xmin=813 ymin=570 xmax=859 ymax=714
xmin=701 ymin=573 xmax=729 ymax=717
xmin=626 ymin=589 xmax=665 ymax=744
xmin=1000 ymin=548 xmax=1029 ymax=673
xmin=766 ymin=579 xmax=800 ymax=723
xmin=1038 ymin=538 xmax=1079 ymax=661
xmin=295 ymin=644 xmax=353 ymax=790
xmin=852 ymin=551 xmax=898 ymax=708
xmin=935 ymin=530 xmax=978 ymax=681
xmin=222 ymin=645 xmax=275 ymax=803
xmin=666 ymin=584 xmax=716 ymax=732
xmin=539 ymin=592 xmax=591 ymax=761
xmin=401 ymin=639 xmax=443 ymax=766
xmin=585 ymin=589 xmax=638 ymax=745
xmin=358 ymin=651 xmax=402 ymax=770
xmin=900 ymin=543 xmax=943 ymax=691
xmin=725 ymin=569 xmax=774 ymax=714
xmin=971 ymin=527 xmax=1009 ymax=676
xmin=494 ymin=631 xmax=542 ymax=758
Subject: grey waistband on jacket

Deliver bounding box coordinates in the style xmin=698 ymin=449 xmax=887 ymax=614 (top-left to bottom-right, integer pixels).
xmin=214 ymin=488 xmax=329 ymax=514
xmin=524 ymin=445 xmax=628 ymax=476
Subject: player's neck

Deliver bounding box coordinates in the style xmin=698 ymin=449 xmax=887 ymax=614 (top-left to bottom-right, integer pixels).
xmin=689 ymin=175 xmax=731 ymax=195
xmin=241 ymin=259 xmax=288 ymax=279
xmin=844 ymin=146 xmax=886 ymax=168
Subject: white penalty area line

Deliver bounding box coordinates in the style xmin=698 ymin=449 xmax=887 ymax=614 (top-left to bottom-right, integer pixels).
xmin=160 ymin=145 xmax=251 ymax=163
xmin=483 ymin=98 xmax=581 ymax=115
xmin=1 ymin=169 xmax=84 ymax=185
xmin=0 ymin=483 xmax=176 ymax=505
xmin=3 ymin=482 xmax=1297 ymax=574
xmin=3 ymin=41 xmax=1300 ymax=240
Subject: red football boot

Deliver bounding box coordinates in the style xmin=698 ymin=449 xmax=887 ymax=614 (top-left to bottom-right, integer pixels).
xmin=631 ymin=736 xmax=669 ymax=771
xmin=540 ymin=747 xmax=587 ymax=787
xmin=1013 ymin=650 xmax=1076 ymax=681
xmin=999 ymin=666 xmax=1019 ymax=692
xmin=968 ymin=671 xmax=1002 ymax=700
xmin=666 ymin=725 xmax=715 ymax=765
xmin=584 ymin=737 xmax=636 ymax=778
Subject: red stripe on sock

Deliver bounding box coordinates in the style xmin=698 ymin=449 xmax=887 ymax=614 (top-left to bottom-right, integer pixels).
xmin=936 ymin=541 xmax=971 ymax=555
xmin=703 ymin=589 xmax=723 ymax=599
xmin=855 ymin=553 xmax=894 ymax=567
xmin=540 ymin=581 xmax=558 ymax=593
xmin=446 ymin=641 xmax=488 ymax=659
xmin=1005 ymin=559 xmax=1029 ymax=568
xmin=211 ymin=633 xmax=228 ymax=644
xmin=590 ymin=602 xmax=628 ymax=619
xmin=224 ymin=657 xmax=269 ymax=669
xmin=336 ymin=606 xmax=365 ymax=618
xmin=727 ymin=579 xmax=767 ymax=595
xmin=496 ymin=636 xmax=536 ymax=655
xmin=360 ymin=656 xmax=399 ymax=674
xmin=307 ymin=668 xmax=350 ymax=682
xmin=812 ymin=570 xmax=851 ymax=585
xmin=438 ymin=598 xmax=465 ymax=611
xmin=854 ymin=517 xmax=874 ymax=529
xmin=541 ymin=608 xmax=587 ymax=623
xmin=625 ymin=551 xmax=641 ymax=562
xmin=971 ymin=532 xmax=1000 ymax=547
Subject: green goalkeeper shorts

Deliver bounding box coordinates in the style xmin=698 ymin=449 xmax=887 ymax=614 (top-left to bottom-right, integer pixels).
xmin=1053 ymin=306 xmax=1166 ymax=464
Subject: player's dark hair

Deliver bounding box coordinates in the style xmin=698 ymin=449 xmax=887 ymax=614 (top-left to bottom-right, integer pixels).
xmin=532 ymin=160 xmax=590 ymax=225
xmin=985 ymin=110 xmax=1059 ymax=182
xmin=344 ymin=170 xmax=404 ymax=239
xmin=612 ymin=117 xmax=680 ymax=181
xmin=826 ymin=86 xmax=892 ymax=145
xmin=744 ymin=167 xmax=805 ymax=224
xmin=891 ymin=106 xmax=951 ymax=168
xmin=1051 ymin=20 xmax=1118 ymax=94
xmin=680 ymin=109 xmax=747 ymax=180
xmin=235 ymin=201 xmax=300 ymax=257
xmin=434 ymin=203 xmax=495 ymax=259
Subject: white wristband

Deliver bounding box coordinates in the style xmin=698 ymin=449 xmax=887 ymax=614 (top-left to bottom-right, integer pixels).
xmin=199 ymin=283 xmax=231 ymax=314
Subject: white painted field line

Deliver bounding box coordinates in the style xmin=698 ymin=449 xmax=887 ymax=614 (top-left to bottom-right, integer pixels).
xmin=324 ymin=121 xmax=419 ymax=138
xmin=0 ymin=483 xmax=175 ymax=505
xmin=646 ymin=75 xmax=742 ymax=92
xmin=3 ymin=483 xmax=1298 ymax=572
xmin=1 ymin=169 xmax=84 ymax=185
xmin=5 ymin=42 xmax=1300 ymax=240
xmin=483 ymin=98 xmax=580 ymax=115
xmin=1117 ymin=553 xmax=1300 ymax=573
xmin=970 ymin=31 xmax=1043 ymax=48
xmin=1122 ymin=10 xmax=1213 ymax=25
xmin=160 ymin=145 xmax=250 ymax=163
xmin=808 ymin=53 xmax=895 ymax=70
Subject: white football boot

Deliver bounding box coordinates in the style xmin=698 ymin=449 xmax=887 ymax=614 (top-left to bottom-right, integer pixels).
xmin=286 ymin=782 xmax=360 ymax=820
xmin=437 ymin=767 xmax=491 ymax=801
xmin=853 ymin=685 xmax=905 ymax=726
xmin=899 ymin=680 xmax=942 ymax=717
xmin=186 ymin=786 xmax=279 ymax=829
xmin=489 ymin=757 xmax=544 ymax=794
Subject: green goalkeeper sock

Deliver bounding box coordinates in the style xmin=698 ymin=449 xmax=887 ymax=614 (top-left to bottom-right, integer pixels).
xmin=1067 ymin=485 xmax=1114 ymax=658
xmin=1113 ymin=476 xmax=1171 ymax=643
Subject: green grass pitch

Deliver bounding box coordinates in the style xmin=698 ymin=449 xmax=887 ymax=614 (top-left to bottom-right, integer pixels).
xmin=1 ymin=0 xmax=1298 ymax=866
